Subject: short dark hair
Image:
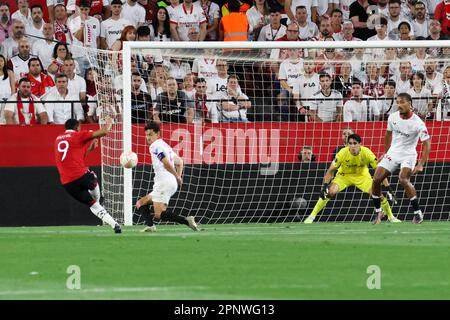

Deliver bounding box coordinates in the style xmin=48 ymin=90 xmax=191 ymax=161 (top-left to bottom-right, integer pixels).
xmin=131 ymin=72 xmax=141 ymax=77
xmin=136 ymin=25 xmax=151 ymax=38
xmin=352 ymin=79 xmax=363 ymax=87
xmin=18 ymin=77 xmax=31 ymax=85
xmin=194 ymin=77 xmax=206 ymax=85
xmin=145 ymin=121 xmax=160 ymax=133
xmin=319 ymin=73 xmax=331 ymax=80
xmin=228 ymin=0 xmax=241 ymax=13
xmin=347 ymin=134 xmax=361 ymax=144
xmin=30 ymin=4 xmax=43 ymax=12
xmin=65 ymin=118 xmax=80 ymax=130
xmin=79 ymin=0 xmax=91 ymax=8
xmin=397 ymin=92 xmax=412 ymax=103
xmin=384 ymin=79 xmax=396 ymax=88
xmin=28 ymin=57 xmax=43 ymax=68
xmin=55 ymin=73 xmax=68 ymax=81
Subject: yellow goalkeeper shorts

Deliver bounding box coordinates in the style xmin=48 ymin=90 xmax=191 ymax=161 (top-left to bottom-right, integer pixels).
xmin=332 ymin=173 xmax=373 ymax=194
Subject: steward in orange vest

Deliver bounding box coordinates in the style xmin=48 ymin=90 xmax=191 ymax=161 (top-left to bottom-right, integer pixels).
xmin=219 ymin=0 xmax=249 ymax=41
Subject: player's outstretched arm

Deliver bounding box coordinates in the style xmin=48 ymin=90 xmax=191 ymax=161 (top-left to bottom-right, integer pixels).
xmin=92 ymin=117 xmax=113 ymax=138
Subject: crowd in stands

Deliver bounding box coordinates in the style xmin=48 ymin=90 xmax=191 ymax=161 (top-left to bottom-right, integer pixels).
xmin=0 ymin=0 xmax=450 ymax=125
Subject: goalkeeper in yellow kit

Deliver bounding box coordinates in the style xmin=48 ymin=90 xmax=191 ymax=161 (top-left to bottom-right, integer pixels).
xmin=304 ymin=134 xmax=401 ymax=224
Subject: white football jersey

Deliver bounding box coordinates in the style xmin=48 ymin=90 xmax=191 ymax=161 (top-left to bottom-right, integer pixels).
xmin=192 ymin=58 xmax=217 ymax=79
xmin=292 ymin=73 xmax=320 ymax=108
xmin=278 ymin=60 xmax=304 ymax=88
xmin=150 ymin=139 xmax=177 ymax=181
xmin=387 ymin=111 xmax=430 ymax=157
xmin=310 ymin=90 xmax=343 ymax=122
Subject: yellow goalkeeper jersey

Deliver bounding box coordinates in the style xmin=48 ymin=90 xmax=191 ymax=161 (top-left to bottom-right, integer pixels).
xmin=333 ymin=146 xmax=378 ymax=175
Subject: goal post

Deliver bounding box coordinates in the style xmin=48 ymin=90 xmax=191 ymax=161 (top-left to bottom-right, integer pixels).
xmin=90 ymin=40 xmax=450 ymax=225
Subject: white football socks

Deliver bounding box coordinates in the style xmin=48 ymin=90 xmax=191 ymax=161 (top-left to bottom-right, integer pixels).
xmin=90 ymin=202 xmax=117 ymax=228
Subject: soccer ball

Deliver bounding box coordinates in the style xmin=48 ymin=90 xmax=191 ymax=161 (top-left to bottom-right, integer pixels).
xmin=291 ymin=197 xmax=308 ymax=209
xmin=120 ymin=151 xmax=138 ymax=169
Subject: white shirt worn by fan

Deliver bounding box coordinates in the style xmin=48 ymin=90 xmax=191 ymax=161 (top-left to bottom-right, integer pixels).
xmin=278 ymin=60 xmax=304 ymax=89
xmin=343 ymin=96 xmax=380 ymax=122
xmin=192 ymin=58 xmax=217 ymax=79
xmin=170 ymin=4 xmax=207 ymax=42
xmin=100 ymin=17 xmax=132 ymax=49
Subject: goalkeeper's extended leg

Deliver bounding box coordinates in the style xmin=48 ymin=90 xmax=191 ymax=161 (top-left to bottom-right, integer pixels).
xmin=305 ymin=198 xmax=330 ymax=224
xmin=381 ymin=198 xmax=402 ymax=223
xmin=304 ymin=183 xmax=336 ymax=224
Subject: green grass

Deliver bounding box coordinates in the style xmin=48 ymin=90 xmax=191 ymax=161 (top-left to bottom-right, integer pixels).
xmin=0 ymin=222 xmax=449 ymax=300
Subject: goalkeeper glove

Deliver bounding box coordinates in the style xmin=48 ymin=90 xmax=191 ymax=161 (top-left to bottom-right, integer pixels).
xmin=383 ymin=185 xmax=398 ymax=205
xmin=320 ymin=183 xmax=329 ymax=200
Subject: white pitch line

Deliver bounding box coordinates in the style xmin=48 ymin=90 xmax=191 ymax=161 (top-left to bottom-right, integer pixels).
xmin=0 ymin=286 xmax=209 ymax=296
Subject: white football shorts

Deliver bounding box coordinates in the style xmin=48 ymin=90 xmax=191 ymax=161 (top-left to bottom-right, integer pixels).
xmin=378 ymin=153 xmax=417 ymax=173
xmin=150 ymin=176 xmax=178 ymax=205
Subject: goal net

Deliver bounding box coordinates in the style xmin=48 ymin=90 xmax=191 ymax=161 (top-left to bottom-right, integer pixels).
xmin=87 ymin=41 xmax=450 ymax=225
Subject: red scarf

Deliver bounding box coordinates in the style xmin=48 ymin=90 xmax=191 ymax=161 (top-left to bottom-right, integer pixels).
xmin=195 ymin=95 xmax=210 ymax=123
xmin=17 ymin=94 xmax=36 ymax=125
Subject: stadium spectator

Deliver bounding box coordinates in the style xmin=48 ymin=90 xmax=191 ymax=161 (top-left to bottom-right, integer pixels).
xmin=219 ymin=0 xmax=249 ymax=41
xmin=257 ymin=8 xmax=286 ymax=41
xmin=0 ymin=54 xmax=15 ymax=103
xmin=100 ymin=0 xmax=132 ymax=50
xmin=194 ymin=0 xmax=220 ymax=41
xmin=387 ymin=0 xmax=414 ymax=40
xmin=122 ymin=0 xmax=146 ymax=28
xmin=330 ymin=8 xmax=343 ymax=34
xmin=131 ymin=72 xmax=153 ymax=123
xmin=192 ymin=51 xmax=217 ymax=79
xmin=393 ymin=60 xmax=413 ymax=93
xmin=278 ymin=48 xmax=303 ymax=102
xmin=8 ymin=39 xmax=35 ymax=81
xmin=349 ymin=0 xmax=377 ymax=41
xmin=138 ymin=0 xmax=158 ymax=26
xmin=182 ymin=73 xmax=196 ymax=99
xmin=295 ymin=5 xmax=319 ymax=41
xmin=379 ymin=47 xmax=399 ymax=79
xmin=193 ymin=77 xmax=219 ymax=123
xmin=407 ymin=72 xmax=434 ymax=119
xmin=338 ymin=0 xmax=353 ymax=20
xmin=150 ymin=6 xmax=172 ymax=42
xmin=434 ymin=0 xmax=450 ymax=37
xmin=170 ymin=0 xmax=207 ymax=41
xmin=363 ymin=62 xmax=385 ymax=99
xmin=216 ymin=74 xmax=251 ymax=122
xmin=170 ymin=58 xmax=192 ymax=85
xmin=413 ymin=1 xmax=430 ymax=38
xmin=3 ymin=77 xmax=47 ymax=125
xmin=63 ymin=57 xmax=87 ymax=104
xmin=314 ymin=37 xmax=345 ymax=76
xmin=207 ymin=59 xmax=232 ymax=96
xmin=53 ymin=4 xmax=72 ymax=45
xmin=25 ymin=5 xmax=45 ymax=44
xmin=376 ymin=0 xmax=389 ymax=17
xmin=0 ymin=3 xmax=12 ymax=44
xmin=315 ymin=16 xmax=335 ymax=41
xmin=48 ymin=43 xmax=77 ymax=76
xmin=292 ymin=57 xmax=320 ymax=120
xmin=26 ymin=57 xmax=55 ymax=97
xmin=367 ymin=17 xmax=391 ymax=60
xmin=343 ymin=80 xmax=380 ymax=121
xmin=166 ymin=0 xmax=180 ymax=20
xmin=68 ymin=0 xmax=100 ymax=76
xmin=111 ymin=25 xmax=137 ymax=51
xmin=2 ymin=20 xmax=27 ymax=60
xmin=424 ymin=58 xmax=443 ymax=93
xmin=378 ymin=79 xmax=398 ymax=120
xmin=298 ymin=145 xmax=316 ymax=163
xmin=309 ymin=73 xmax=343 ymax=122
xmin=246 ymin=0 xmax=270 ymax=41
xmin=47 ymin=0 xmax=74 ymax=22
xmin=43 ymin=73 xmax=84 ymax=124
xmin=85 ymin=0 xmax=111 ymax=22
xmin=11 ymin=0 xmax=32 ymax=26
xmin=332 ymin=61 xmax=353 ymax=101
xmin=432 ymin=64 xmax=450 ymax=120
xmin=333 ymin=19 xmax=361 ymax=42
xmin=154 ymin=77 xmax=194 ymax=123
xmin=330 ymin=126 xmax=354 ymax=161
xmin=349 ymin=47 xmax=369 ymax=83
xmin=31 ymin=23 xmax=55 ymax=70
xmin=427 ymin=19 xmax=447 ymax=41
xmin=148 ymin=64 xmax=170 ymax=102
xmin=285 ymin=0 xmax=317 ymax=24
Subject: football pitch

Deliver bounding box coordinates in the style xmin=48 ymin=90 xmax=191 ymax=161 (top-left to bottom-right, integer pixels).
xmin=0 ymin=222 xmax=449 ymax=300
